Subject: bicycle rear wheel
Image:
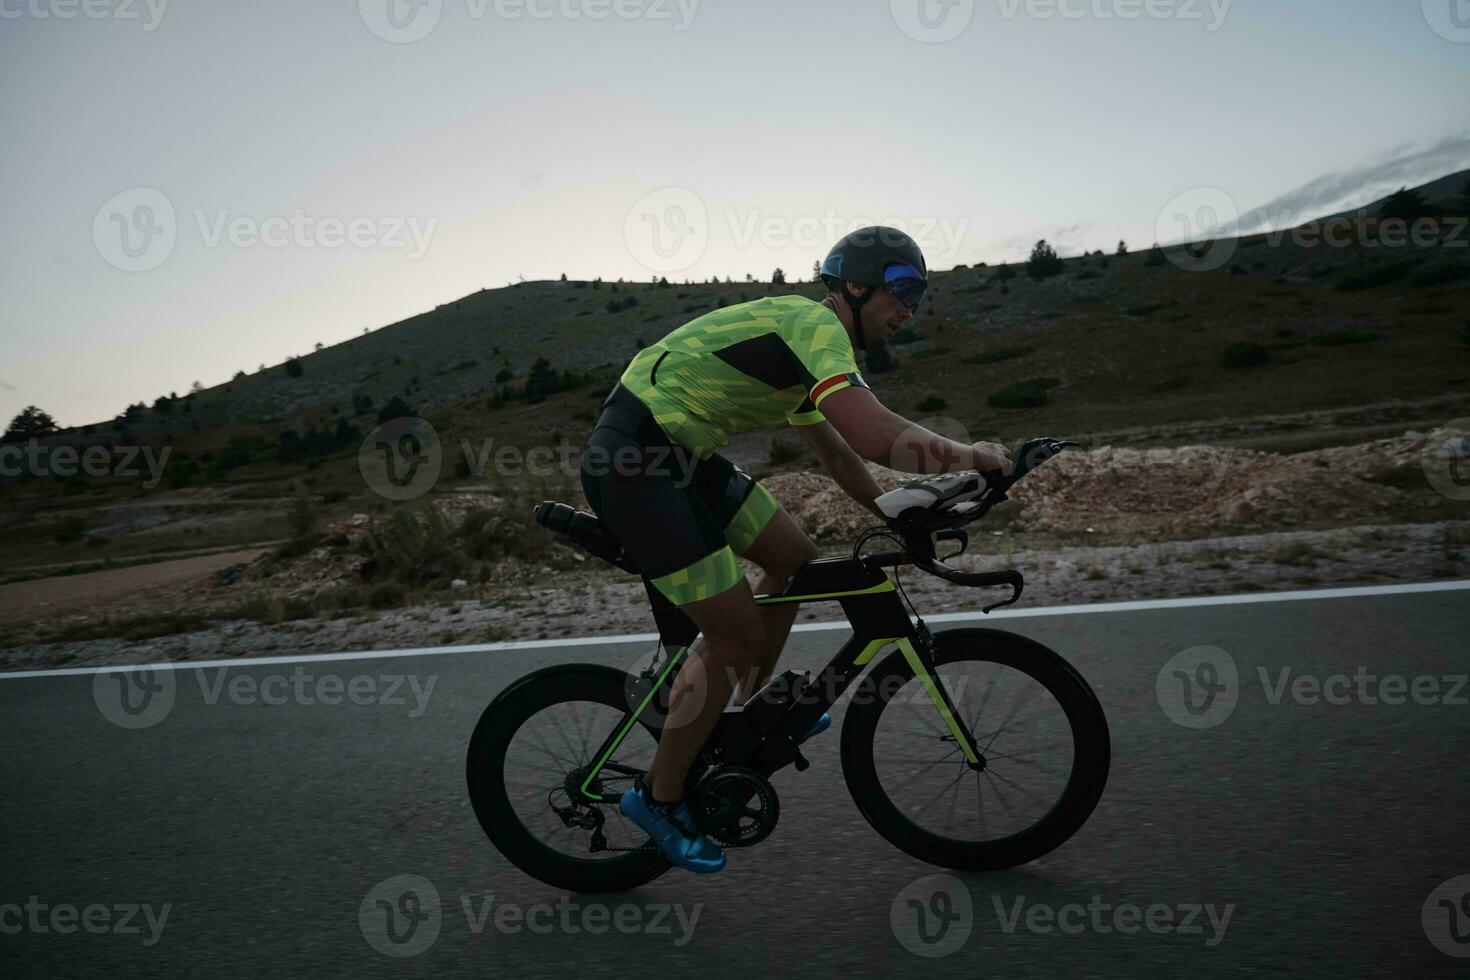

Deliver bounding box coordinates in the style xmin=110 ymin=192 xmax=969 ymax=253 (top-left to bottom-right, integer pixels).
xmin=466 ymin=664 xmax=671 ymax=892
xmin=840 ymin=628 xmax=1109 ymax=870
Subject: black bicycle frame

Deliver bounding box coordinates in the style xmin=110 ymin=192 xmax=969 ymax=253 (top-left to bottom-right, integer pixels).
xmin=574 ymin=554 xmax=983 ymax=803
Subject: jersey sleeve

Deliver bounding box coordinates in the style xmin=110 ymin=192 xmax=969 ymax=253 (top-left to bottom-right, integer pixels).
xmin=789 ymin=303 xmax=867 ymax=416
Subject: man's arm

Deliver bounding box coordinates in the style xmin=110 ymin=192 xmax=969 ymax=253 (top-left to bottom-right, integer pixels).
xmin=816 ymin=385 xmax=1011 ymax=475
xmin=793 ymin=419 xmax=887 ymax=518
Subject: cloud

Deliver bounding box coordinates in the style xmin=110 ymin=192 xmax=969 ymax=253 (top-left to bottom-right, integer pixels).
xmin=0 ymin=378 xmax=16 ymax=393
xmin=1231 ymin=132 xmax=1470 ymax=234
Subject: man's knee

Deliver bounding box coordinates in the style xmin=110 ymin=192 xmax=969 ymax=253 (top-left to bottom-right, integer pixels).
xmin=760 ymin=538 xmax=817 ymax=583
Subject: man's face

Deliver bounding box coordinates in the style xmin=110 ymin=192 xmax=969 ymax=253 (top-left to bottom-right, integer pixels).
xmin=849 ymin=282 xmax=915 ymax=348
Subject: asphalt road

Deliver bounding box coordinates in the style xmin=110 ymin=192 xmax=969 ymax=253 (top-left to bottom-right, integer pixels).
xmin=3 ymin=585 xmax=1468 ymax=978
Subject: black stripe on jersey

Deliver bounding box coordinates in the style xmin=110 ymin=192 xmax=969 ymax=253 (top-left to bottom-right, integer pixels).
xmin=711 ymin=332 xmax=816 ymax=391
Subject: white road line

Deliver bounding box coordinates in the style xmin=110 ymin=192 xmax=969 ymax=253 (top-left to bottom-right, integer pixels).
xmin=3 ymin=579 xmax=1467 ymax=680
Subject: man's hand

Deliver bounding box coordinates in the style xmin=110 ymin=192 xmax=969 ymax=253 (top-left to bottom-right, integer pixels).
xmin=973 ymin=441 xmax=1013 ymax=476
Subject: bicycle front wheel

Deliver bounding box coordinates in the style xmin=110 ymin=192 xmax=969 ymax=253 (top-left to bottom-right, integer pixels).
xmin=840 ymin=628 xmax=1110 ymax=870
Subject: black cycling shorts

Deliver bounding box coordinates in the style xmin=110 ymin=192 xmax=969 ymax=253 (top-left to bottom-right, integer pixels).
xmin=579 ymin=385 xmax=780 ymax=605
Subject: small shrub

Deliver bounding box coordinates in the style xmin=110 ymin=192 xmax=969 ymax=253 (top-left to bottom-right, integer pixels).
xmin=890 ymin=327 xmax=922 ymax=345
xmin=241 ymin=591 xmax=287 ymax=625
xmin=376 ymin=396 xmax=416 ymax=424
xmin=1309 ymin=329 xmax=1380 ymax=347
xmin=988 ymin=377 xmax=1060 ymax=409
xmin=367 ymin=582 xmax=407 ymax=610
xmin=287 ymin=484 xmax=317 ymax=539
xmin=52 ymin=517 xmax=88 ymax=544
xmin=1334 ymin=258 xmax=1420 ymax=291
xmin=1148 ymin=376 xmax=1191 ymax=393
xmin=962 ymin=345 xmax=1033 ymax=365
xmin=1122 ymin=300 xmax=1176 ymax=317
xmin=767 ymin=434 xmax=804 ymax=466
xmin=916 ymin=394 xmax=948 ymax=412
xmin=1409 ymin=264 xmax=1470 ymax=289
xmin=1221 ymin=342 xmax=1269 ymax=368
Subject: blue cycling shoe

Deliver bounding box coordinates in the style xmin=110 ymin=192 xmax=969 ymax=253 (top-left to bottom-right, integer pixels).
xmin=798 ymin=712 xmax=832 ymax=743
xmin=619 ymin=777 xmax=726 ymax=874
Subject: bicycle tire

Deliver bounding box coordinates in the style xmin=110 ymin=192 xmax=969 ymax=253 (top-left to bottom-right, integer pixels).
xmin=466 ymin=664 xmax=672 ymax=892
xmin=840 ymin=628 xmax=1110 ymax=870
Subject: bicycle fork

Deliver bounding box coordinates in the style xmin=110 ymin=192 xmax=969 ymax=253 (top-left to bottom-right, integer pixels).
xmin=855 ymin=627 xmax=984 ymax=767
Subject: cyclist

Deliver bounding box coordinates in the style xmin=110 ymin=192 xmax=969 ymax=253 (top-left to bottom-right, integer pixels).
xmin=579 ymin=226 xmax=1013 ymax=874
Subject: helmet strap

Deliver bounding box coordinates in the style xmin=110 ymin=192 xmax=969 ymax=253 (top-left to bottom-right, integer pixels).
xmin=844 ymin=285 xmax=875 ymax=353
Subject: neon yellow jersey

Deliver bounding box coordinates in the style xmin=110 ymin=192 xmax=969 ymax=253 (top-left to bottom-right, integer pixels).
xmin=619 ymin=295 xmax=868 ymax=458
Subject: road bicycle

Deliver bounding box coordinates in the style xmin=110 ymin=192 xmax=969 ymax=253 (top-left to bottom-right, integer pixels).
xmin=466 ymin=438 xmax=1110 ymax=892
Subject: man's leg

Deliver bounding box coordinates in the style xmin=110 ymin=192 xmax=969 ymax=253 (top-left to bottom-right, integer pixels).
xmin=731 ymin=508 xmax=818 ymax=703
xmin=647 ymin=577 xmax=767 ymax=803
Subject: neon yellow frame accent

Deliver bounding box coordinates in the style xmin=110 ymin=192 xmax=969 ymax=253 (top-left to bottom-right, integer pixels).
xmin=894 ymin=637 xmax=980 ymax=763
xmin=753 ymin=579 xmax=895 ymax=606
xmin=852 ymin=636 xmax=980 ymax=764
xmin=579 ymin=645 xmax=689 ymax=799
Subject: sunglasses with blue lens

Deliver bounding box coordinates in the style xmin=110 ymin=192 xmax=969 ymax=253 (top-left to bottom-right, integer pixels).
xmin=882 ymin=263 xmax=927 ymax=311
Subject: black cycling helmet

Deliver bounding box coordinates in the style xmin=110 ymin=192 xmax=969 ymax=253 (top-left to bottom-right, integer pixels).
xmin=819 ymin=226 xmax=928 ymax=351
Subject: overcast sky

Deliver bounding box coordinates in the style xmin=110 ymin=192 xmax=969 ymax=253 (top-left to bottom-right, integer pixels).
xmin=2 ymin=0 xmax=1467 ymax=427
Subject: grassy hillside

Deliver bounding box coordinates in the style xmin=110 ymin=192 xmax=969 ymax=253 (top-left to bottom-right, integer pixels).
xmin=3 ymin=173 xmax=1469 ymax=578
